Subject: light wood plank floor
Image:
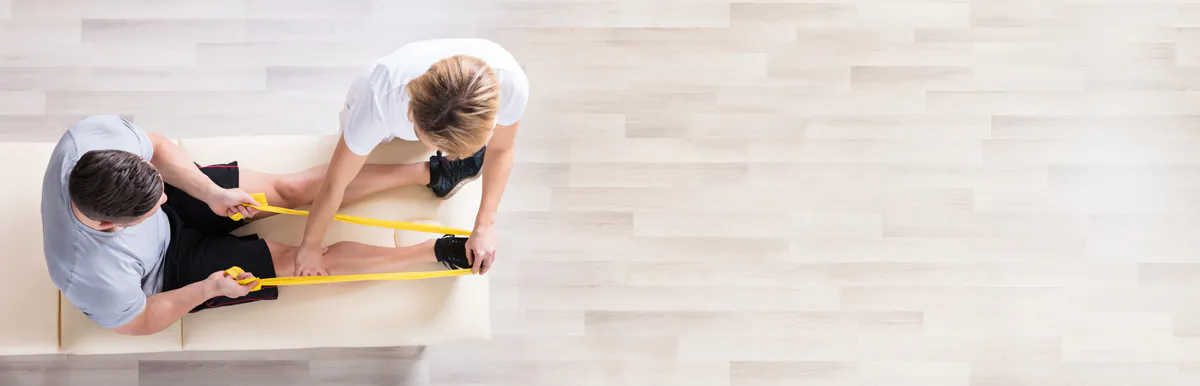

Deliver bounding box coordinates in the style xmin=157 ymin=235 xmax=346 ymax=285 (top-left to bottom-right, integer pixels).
xmin=4 ymin=0 xmax=1200 ymax=385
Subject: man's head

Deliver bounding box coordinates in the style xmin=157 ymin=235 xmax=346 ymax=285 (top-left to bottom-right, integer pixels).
xmin=407 ymin=55 xmax=500 ymax=158
xmin=68 ymin=149 xmax=166 ymax=227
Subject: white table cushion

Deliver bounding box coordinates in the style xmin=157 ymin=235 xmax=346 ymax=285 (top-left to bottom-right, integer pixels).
xmin=0 ymin=142 xmax=64 ymax=355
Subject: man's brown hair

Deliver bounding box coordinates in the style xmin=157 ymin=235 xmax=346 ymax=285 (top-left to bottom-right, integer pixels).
xmin=68 ymin=150 xmax=163 ymax=224
xmin=406 ymin=55 xmax=500 ymax=158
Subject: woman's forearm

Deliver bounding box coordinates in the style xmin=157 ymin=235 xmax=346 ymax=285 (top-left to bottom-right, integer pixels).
xmin=301 ymin=180 xmax=345 ymax=248
xmin=300 ymin=137 xmax=369 ymax=249
xmin=476 ymin=146 xmax=514 ymax=228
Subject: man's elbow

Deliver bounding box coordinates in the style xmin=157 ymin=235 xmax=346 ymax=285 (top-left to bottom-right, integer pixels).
xmin=110 ymin=316 xmax=158 ymax=336
xmin=111 ymin=324 xmax=150 ymax=336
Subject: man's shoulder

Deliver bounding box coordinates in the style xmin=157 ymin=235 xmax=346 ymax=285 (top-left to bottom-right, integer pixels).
xmin=65 ymin=115 xmax=141 ymax=143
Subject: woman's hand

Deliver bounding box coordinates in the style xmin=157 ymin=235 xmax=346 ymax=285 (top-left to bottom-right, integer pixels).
xmin=293 ymin=245 xmax=330 ymax=277
xmin=465 ymin=224 xmax=497 ymax=274
xmin=295 ymin=136 xmax=367 ymax=277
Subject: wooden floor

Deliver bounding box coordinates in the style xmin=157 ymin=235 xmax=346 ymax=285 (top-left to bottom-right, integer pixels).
xmin=4 ymin=0 xmax=1200 ymax=385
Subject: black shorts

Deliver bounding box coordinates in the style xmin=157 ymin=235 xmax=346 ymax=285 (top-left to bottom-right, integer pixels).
xmin=160 ymin=161 xmax=279 ymax=312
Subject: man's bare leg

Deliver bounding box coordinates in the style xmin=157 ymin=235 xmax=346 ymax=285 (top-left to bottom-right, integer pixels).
xmin=266 ymin=239 xmax=438 ymax=277
xmin=238 ymin=162 xmax=430 ymax=218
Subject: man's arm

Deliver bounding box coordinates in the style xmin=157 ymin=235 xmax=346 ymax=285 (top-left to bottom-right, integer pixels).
xmin=464 ymin=121 xmax=518 ymax=275
xmin=112 ymin=271 xmax=255 ymax=336
xmin=146 ymin=133 xmax=220 ymax=203
xmin=146 ymin=133 xmax=257 ymax=219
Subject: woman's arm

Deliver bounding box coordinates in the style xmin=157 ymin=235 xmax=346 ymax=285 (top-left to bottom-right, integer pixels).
xmin=466 ymin=121 xmax=518 ymax=274
xmin=294 ymin=136 xmax=369 ymax=276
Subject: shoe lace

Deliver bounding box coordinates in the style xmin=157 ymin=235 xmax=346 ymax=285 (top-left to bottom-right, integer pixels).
xmin=438 ymin=235 xmax=470 ymax=269
xmin=441 ymin=155 xmax=479 ymax=178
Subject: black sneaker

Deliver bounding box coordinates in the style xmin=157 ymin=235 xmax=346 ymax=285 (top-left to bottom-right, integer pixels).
xmin=434 ymin=234 xmax=471 ymax=270
xmin=427 ymin=146 xmax=486 ymax=199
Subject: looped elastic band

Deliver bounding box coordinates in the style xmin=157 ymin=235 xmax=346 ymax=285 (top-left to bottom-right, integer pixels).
xmin=224 ymin=266 xmax=472 ymax=292
xmin=223 ymin=193 xmax=473 ymax=291
xmin=230 ymin=193 xmax=470 ymax=236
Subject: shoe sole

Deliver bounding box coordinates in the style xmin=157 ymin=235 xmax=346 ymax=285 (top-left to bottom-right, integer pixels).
xmin=440 ymin=173 xmax=481 ymax=200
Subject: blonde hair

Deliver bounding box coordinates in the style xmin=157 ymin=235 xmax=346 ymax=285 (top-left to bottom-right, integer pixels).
xmin=406 ymin=55 xmax=500 ymax=158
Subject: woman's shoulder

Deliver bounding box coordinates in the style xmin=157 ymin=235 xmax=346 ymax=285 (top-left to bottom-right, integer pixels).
xmin=380 ymin=39 xmax=520 ymax=70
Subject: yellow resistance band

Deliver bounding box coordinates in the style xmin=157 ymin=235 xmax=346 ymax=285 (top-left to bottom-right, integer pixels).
xmin=225 ymin=193 xmax=473 ymax=291
xmin=230 ymin=193 xmax=471 ymax=236
xmin=225 ymin=266 xmax=471 ymax=291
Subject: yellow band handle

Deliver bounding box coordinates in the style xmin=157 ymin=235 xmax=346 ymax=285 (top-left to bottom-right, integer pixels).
xmin=224 ymin=266 xmax=471 ymax=292
xmin=224 ymin=266 xmax=262 ymax=291
xmin=229 ymin=193 xmax=470 ymax=236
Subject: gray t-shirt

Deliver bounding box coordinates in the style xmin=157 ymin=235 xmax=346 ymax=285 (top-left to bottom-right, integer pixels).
xmin=41 ymin=115 xmax=171 ymax=329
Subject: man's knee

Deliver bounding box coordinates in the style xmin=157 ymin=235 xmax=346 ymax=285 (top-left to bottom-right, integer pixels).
xmin=265 ymin=241 xmax=294 ymax=256
xmin=274 ymin=175 xmax=314 ymax=208
xmin=324 ymin=241 xmax=354 ymax=255
xmin=265 ymin=241 xmax=296 ymax=273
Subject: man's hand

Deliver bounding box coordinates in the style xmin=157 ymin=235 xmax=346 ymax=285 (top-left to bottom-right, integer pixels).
xmin=207 ymin=188 xmax=260 ymax=219
xmin=466 ymin=224 xmax=497 ymax=275
xmin=294 ymin=245 xmax=330 ymax=277
xmin=204 ymin=270 xmax=257 ymax=299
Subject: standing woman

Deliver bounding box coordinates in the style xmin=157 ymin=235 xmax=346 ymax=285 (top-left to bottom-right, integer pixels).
xmin=295 ymin=38 xmax=529 ymax=276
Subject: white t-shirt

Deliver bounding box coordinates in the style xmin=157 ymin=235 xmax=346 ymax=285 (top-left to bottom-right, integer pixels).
xmin=341 ymin=38 xmax=529 ymax=155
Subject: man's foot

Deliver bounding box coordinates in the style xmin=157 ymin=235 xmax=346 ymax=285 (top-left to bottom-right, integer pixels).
xmin=434 ymin=234 xmax=471 ymax=270
xmin=427 ymin=146 xmax=486 ymax=199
